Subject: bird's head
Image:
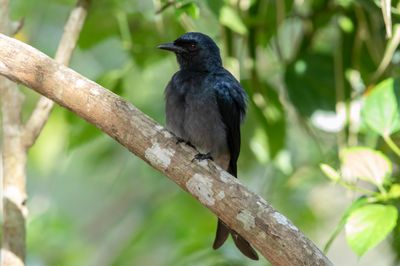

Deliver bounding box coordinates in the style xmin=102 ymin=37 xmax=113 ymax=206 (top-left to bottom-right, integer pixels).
xmin=158 ymin=32 xmax=222 ymax=72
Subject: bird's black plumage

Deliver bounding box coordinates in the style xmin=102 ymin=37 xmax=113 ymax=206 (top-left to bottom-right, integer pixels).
xmin=214 ymin=78 xmax=246 ymax=177
xmin=159 ymin=32 xmax=258 ymax=260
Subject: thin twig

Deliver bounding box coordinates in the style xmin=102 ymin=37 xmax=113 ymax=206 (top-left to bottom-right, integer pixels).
xmin=383 ymin=134 xmax=400 ymax=157
xmin=11 ymin=18 xmax=24 ymax=36
xmin=370 ymin=24 xmax=400 ymax=83
xmin=380 ymin=0 xmax=392 ymax=38
xmin=354 ymin=4 xmax=382 ymax=66
xmin=334 ymin=21 xmax=346 ymax=150
xmin=156 ymin=0 xmax=175 ymax=14
xmin=22 ymin=0 xmax=90 ymax=149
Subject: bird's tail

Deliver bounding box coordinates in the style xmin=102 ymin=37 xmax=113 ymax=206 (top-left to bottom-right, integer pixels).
xmin=212 ymin=219 xmax=259 ymax=260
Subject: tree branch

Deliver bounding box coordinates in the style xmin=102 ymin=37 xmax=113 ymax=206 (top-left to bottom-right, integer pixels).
xmin=0 ymin=34 xmax=333 ymax=265
xmin=22 ymin=0 xmax=90 ymax=149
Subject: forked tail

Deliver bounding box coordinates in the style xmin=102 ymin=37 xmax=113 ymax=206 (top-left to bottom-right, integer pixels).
xmin=212 ymin=219 xmax=259 ymax=260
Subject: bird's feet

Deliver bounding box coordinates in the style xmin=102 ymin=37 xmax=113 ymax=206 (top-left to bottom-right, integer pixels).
xmin=176 ymin=138 xmax=195 ymax=148
xmin=176 ymin=137 xmax=185 ymax=144
xmin=192 ymin=152 xmax=213 ymax=162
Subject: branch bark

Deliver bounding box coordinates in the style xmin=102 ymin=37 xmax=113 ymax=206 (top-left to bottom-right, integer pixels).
xmin=0 ymin=1 xmax=89 ymax=265
xmin=0 ymin=34 xmax=333 ymax=266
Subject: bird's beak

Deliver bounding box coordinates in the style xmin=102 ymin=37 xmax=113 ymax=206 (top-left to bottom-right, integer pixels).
xmin=158 ymin=42 xmax=186 ymax=53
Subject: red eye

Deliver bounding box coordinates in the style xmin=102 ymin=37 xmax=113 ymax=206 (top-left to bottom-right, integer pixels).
xmin=190 ymin=43 xmax=197 ymax=50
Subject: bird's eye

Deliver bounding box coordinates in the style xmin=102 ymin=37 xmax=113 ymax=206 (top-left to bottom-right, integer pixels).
xmin=189 ymin=43 xmax=197 ymax=50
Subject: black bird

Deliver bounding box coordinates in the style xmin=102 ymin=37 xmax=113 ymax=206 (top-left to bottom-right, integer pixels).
xmin=158 ymin=32 xmax=258 ymax=260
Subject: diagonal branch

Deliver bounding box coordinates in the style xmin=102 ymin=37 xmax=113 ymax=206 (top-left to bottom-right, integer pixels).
xmin=0 ymin=34 xmax=333 ymax=266
xmin=22 ymin=0 xmax=90 ymax=149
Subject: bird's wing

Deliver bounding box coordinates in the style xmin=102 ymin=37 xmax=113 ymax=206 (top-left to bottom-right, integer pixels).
xmin=214 ymin=78 xmax=247 ymax=177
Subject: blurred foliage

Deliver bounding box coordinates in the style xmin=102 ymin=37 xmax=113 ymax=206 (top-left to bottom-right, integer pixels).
xmin=321 ymin=77 xmax=400 ymax=257
xmin=4 ymin=0 xmax=400 ymax=265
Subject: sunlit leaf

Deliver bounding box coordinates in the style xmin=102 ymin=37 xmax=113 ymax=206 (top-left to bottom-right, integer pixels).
xmin=29 ymin=109 xmax=69 ymax=173
xmin=336 ymin=0 xmax=353 ymax=8
xmin=362 ymin=78 xmax=400 ymax=136
xmin=250 ymin=128 xmax=269 ymax=163
xmin=320 ymin=164 xmax=341 ymax=182
xmin=175 ymin=2 xmax=200 ymax=19
xmin=338 ymin=15 xmax=354 ymax=33
xmin=219 ymin=6 xmax=247 ymax=35
xmin=340 ymin=147 xmax=392 ymax=187
xmin=345 ymin=204 xmax=398 ymax=257
xmin=388 ymin=184 xmax=400 ymax=199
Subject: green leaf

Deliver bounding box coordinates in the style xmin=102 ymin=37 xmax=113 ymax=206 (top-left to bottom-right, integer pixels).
xmin=320 ymin=164 xmax=341 ymax=182
xmin=345 ymin=204 xmax=398 ymax=257
xmin=338 ymin=15 xmax=354 ymax=33
xmin=285 ymin=53 xmax=336 ymax=116
xmin=175 ymin=2 xmax=200 ymax=19
xmin=362 ymin=78 xmax=400 ymax=136
xmin=388 ymin=184 xmax=400 ymax=199
xmin=324 ymin=197 xmax=368 ymax=253
xmin=340 ymin=147 xmax=392 ymax=187
xmin=219 ymin=6 xmax=247 ymax=35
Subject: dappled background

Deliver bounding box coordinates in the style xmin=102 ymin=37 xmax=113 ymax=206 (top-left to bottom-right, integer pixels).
xmin=6 ymin=0 xmax=400 ymax=265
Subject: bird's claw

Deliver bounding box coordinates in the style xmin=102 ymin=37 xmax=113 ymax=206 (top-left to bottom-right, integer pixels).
xmin=192 ymin=152 xmax=213 ymax=162
xmin=176 ymin=137 xmax=185 ymax=144
xmin=176 ymin=138 xmax=195 ymax=148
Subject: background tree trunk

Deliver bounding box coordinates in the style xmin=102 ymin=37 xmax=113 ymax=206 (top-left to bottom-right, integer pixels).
xmin=0 ymin=1 xmax=89 ymax=265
